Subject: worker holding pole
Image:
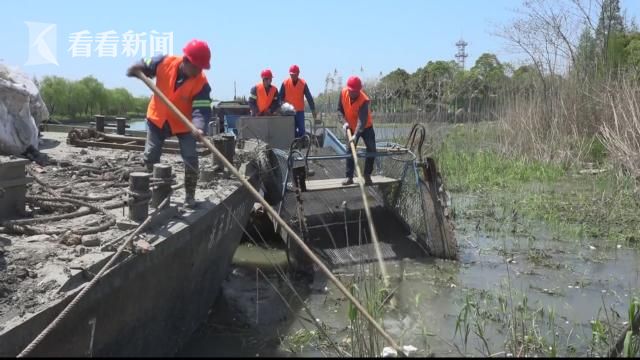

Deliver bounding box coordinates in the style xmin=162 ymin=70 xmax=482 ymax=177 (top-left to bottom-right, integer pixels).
xmin=279 ymin=65 xmax=317 ymax=138
xmin=126 ymin=39 xmax=212 ymax=208
xmin=338 ymin=76 xmax=376 ymax=186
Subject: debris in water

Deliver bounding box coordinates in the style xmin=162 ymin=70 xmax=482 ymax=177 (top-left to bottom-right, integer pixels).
xmin=402 ymin=345 xmax=418 ymax=355
xmin=382 ymin=347 xmax=397 ymax=358
xmin=588 ymin=245 xmax=596 ymax=250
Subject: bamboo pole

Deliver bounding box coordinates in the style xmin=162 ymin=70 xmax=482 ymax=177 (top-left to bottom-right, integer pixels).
xmin=134 ymin=70 xmax=402 ymax=354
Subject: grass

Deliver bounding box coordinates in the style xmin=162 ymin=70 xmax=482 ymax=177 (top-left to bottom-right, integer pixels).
xmin=432 ymin=121 xmax=640 ymax=245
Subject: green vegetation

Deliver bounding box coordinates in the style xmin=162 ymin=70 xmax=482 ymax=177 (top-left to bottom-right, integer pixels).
xmin=433 ymin=122 xmax=640 ymax=245
xmin=37 ymin=75 xmax=148 ymax=120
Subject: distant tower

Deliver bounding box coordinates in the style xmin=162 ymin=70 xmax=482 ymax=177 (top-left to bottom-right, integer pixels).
xmin=455 ymin=38 xmax=469 ymax=70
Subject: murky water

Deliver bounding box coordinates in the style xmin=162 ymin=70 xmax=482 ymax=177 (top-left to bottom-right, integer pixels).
xmin=177 ymin=190 xmax=640 ymax=357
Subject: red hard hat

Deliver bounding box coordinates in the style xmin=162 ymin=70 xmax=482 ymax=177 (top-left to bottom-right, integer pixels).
xmin=261 ymin=69 xmax=273 ymax=79
xmin=182 ymin=39 xmax=211 ymax=70
xmin=289 ymin=65 xmax=300 ymax=74
xmin=347 ymin=76 xmax=362 ymax=92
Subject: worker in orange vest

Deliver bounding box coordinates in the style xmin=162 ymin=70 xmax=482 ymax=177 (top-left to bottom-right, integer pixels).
xmin=338 ymin=76 xmax=376 ymax=186
xmin=249 ymin=69 xmax=280 ymax=116
xmin=280 ymin=65 xmax=317 ymax=138
xmin=126 ymin=39 xmax=212 ymax=208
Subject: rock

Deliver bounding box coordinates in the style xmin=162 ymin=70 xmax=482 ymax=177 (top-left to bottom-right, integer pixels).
xmin=58 ymin=231 xmax=82 ymax=246
xmin=81 ymin=235 xmax=101 ymax=247
xmin=24 ymin=234 xmax=54 ymax=243
xmin=79 ymin=149 xmax=88 ymax=155
xmin=0 ymin=63 xmax=49 ymax=155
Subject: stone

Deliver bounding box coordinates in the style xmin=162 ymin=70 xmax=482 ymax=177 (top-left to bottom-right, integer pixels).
xmin=81 ymin=235 xmax=101 ymax=247
xmin=59 ymin=231 xmax=82 ymax=246
xmin=0 ymin=63 xmax=49 ymax=155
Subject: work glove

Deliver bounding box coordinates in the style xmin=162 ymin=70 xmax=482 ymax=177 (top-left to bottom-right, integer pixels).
xmin=126 ymin=64 xmax=144 ymax=78
xmin=312 ymin=110 xmax=318 ymax=120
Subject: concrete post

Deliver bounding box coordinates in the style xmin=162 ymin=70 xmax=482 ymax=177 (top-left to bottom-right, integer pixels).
xmin=0 ymin=156 xmax=32 ymax=221
xmin=212 ymin=136 xmax=225 ymax=170
xmin=128 ymin=172 xmax=151 ymax=222
xmin=222 ymin=134 xmax=236 ymax=164
xmin=95 ymin=115 xmax=105 ymax=133
xmin=151 ymin=164 xmax=172 ymax=208
xmin=115 ymin=117 xmax=127 ymax=135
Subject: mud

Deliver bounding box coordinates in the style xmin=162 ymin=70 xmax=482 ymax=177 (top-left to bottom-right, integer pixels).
xmin=0 ymin=131 xmax=248 ymax=336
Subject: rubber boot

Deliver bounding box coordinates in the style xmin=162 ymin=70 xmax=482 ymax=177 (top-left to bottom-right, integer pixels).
xmin=184 ymin=168 xmax=198 ymax=208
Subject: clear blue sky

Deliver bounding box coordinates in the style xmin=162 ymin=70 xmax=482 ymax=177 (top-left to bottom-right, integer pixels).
xmin=1 ymin=0 xmax=638 ymax=100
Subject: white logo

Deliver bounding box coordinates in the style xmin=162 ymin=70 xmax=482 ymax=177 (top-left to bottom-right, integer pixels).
xmin=25 ymin=21 xmax=58 ymax=66
xmin=66 ymin=30 xmax=174 ymax=58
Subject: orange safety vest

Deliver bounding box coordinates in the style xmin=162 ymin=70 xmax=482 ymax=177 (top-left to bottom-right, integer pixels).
xmin=256 ymin=83 xmax=277 ymax=114
xmin=146 ymin=56 xmax=208 ymax=135
xmin=282 ymin=78 xmax=306 ymax=111
xmin=341 ymin=88 xmax=373 ymax=131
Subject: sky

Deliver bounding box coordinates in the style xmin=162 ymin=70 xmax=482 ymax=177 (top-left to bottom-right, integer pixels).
xmin=1 ymin=0 xmax=639 ymax=100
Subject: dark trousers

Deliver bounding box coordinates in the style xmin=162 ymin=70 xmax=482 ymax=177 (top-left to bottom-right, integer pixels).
xmin=294 ymin=111 xmax=305 ymax=138
xmin=143 ymin=120 xmax=198 ymax=173
xmin=346 ymin=127 xmax=376 ymax=178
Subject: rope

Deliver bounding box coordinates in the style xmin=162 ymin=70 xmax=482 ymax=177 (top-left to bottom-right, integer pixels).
xmin=17 ymin=195 xmax=172 ymax=357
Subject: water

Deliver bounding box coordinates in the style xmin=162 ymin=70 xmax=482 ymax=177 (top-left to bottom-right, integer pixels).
xmin=129 ymin=119 xmax=147 ymax=131
xmin=178 ymin=192 xmax=640 ymax=357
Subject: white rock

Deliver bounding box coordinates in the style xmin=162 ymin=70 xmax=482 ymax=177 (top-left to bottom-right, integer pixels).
xmin=0 ymin=63 xmax=48 ymax=155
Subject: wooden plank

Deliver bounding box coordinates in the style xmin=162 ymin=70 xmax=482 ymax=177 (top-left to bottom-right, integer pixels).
xmin=296 ymin=175 xmax=399 ymax=192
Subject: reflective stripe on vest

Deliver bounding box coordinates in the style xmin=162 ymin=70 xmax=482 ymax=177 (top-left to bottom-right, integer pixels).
xmin=283 ymin=78 xmax=306 ymax=111
xmin=256 ymin=83 xmax=277 ymax=113
xmin=341 ymin=88 xmax=373 ymax=131
xmin=146 ymin=56 xmax=208 ymax=135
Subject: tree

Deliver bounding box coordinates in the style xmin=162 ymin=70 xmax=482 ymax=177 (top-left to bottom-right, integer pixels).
xmin=39 ymin=76 xmax=70 ymax=117
xmin=575 ymin=27 xmax=598 ymax=76
xmin=378 ymin=68 xmax=410 ymax=111
xmin=595 ymin=0 xmax=625 ymax=62
xmin=78 ymin=76 xmax=106 ymax=115
xmin=625 ymin=36 xmax=640 ymax=68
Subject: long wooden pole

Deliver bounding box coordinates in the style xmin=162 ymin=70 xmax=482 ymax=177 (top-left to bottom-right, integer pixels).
xmin=134 ymin=70 xmax=402 ymax=353
xmin=345 ymin=128 xmax=390 ymax=289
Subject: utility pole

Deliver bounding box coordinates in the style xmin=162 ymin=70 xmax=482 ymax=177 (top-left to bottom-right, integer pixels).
xmin=455 ymin=38 xmax=469 ymax=70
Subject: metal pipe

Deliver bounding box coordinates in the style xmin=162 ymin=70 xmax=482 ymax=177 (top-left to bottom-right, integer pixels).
xmin=128 ymin=172 xmax=150 ymax=221
xmin=115 ymin=117 xmax=127 ymax=135
xmin=94 ymin=115 xmax=105 ymax=133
